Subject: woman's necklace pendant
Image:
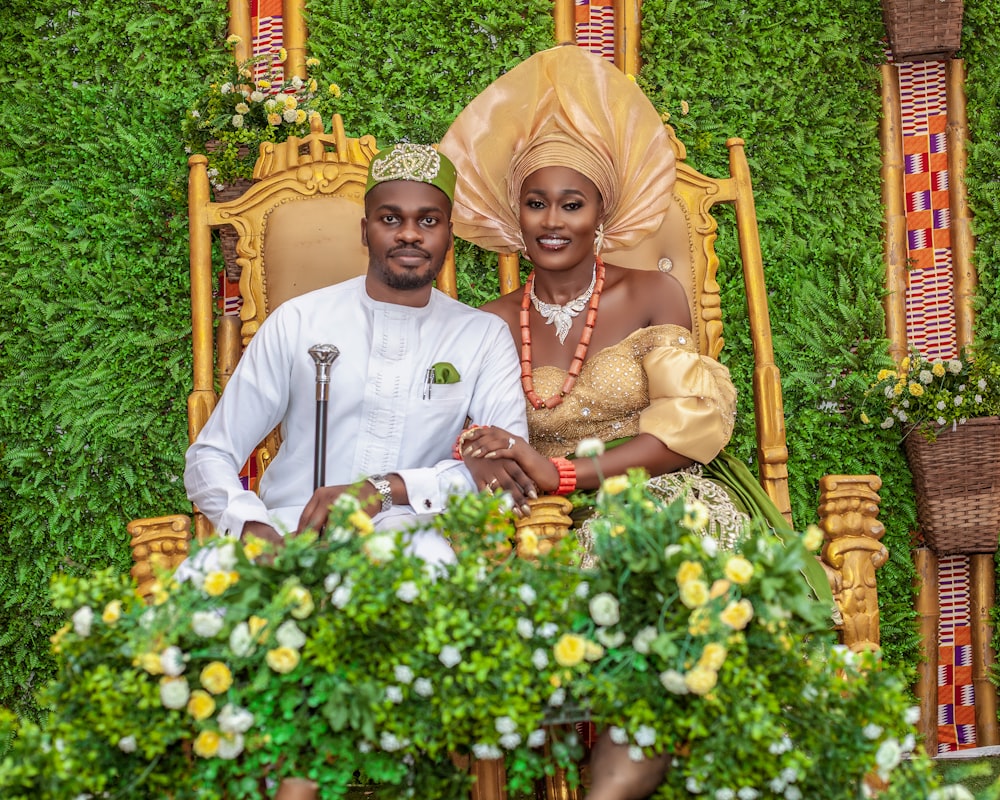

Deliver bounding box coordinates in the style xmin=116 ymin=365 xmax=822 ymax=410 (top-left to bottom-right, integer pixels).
xmin=529 ymin=265 xmax=597 ymax=345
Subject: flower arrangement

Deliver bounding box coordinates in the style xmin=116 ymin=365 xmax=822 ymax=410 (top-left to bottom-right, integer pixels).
xmin=182 ymin=36 xmax=341 ymax=189
xmin=860 ymin=344 xmax=1000 ymax=440
xmin=0 ymin=477 xmax=964 ymax=799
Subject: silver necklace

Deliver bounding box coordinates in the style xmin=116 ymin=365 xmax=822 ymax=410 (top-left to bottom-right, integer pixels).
xmin=529 ymin=264 xmax=597 ymax=345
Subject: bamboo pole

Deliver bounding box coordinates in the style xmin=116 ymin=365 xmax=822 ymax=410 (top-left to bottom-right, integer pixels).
xmin=283 ymin=0 xmax=308 ymax=79
xmin=945 ymin=59 xmax=977 ymax=351
xmin=228 ymin=0 xmax=251 ymax=63
xmin=614 ymin=0 xmax=641 ymax=76
xmin=914 ymin=548 xmax=939 ymax=753
xmin=969 ymin=554 xmax=998 ymax=746
xmin=880 ymin=63 xmax=909 ymax=363
xmin=554 ymin=0 xmax=576 ymax=44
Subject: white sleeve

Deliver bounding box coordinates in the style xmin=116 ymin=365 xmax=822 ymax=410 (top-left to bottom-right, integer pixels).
xmin=395 ymin=316 xmax=527 ymax=513
xmin=183 ymin=312 xmax=293 ymax=536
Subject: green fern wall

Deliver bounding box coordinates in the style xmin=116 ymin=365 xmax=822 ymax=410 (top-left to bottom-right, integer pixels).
xmin=1 ymin=0 xmax=998 ymax=720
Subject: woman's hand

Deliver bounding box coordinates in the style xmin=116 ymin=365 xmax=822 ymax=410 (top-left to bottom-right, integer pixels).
xmin=459 ymin=426 xmax=561 ymax=494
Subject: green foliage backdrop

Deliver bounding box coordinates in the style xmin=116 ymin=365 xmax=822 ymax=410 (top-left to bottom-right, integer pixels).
xmin=1 ymin=0 xmax=998 ymax=720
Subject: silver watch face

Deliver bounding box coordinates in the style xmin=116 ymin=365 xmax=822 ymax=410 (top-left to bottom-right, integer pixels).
xmin=368 ymin=475 xmax=392 ymax=512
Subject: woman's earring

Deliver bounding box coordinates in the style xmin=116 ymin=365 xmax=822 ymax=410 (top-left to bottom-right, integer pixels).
xmin=594 ymin=223 xmax=605 ymax=256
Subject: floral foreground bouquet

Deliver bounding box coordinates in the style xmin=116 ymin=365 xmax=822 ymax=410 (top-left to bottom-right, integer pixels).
xmin=0 ymin=475 xmax=963 ymax=799
xmin=182 ymin=36 xmax=341 ymax=188
xmin=860 ymin=344 xmax=1000 ymax=441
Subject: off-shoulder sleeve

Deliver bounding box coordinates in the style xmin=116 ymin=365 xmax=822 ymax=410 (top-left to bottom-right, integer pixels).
xmin=638 ymin=332 xmax=737 ymax=464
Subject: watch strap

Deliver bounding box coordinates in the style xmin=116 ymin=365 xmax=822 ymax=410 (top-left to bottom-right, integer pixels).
xmin=366 ymin=474 xmax=393 ymax=514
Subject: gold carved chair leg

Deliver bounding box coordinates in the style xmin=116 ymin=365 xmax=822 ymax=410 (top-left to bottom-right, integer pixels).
xmin=127 ymin=514 xmax=192 ymax=598
xmin=817 ymin=475 xmax=888 ymax=652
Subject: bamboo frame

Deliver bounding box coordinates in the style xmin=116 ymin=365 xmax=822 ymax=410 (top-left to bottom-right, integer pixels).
xmin=970 ymin=554 xmax=999 ymax=746
xmin=914 ymin=547 xmax=939 ymax=754
xmin=945 ymin=59 xmax=977 ymax=350
xmin=879 ymin=64 xmax=909 ymax=364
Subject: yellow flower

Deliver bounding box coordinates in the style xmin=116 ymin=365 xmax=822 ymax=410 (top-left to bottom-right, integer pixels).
xmin=101 ymin=600 xmax=122 ymax=625
xmin=203 ymin=570 xmax=234 ymax=597
xmin=306 ymin=57 xmax=320 ymax=67
xmin=860 ymin=412 xmax=870 ymax=424
xmin=50 ymin=622 xmax=71 ymax=652
xmin=724 ymin=556 xmax=754 ymax=585
xmin=284 ymin=95 xmax=298 ymax=109
xmin=687 ymin=608 xmax=711 ymax=636
xmin=287 ymin=586 xmax=315 ymax=620
xmin=802 ymin=524 xmax=825 ymax=552
xmin=242 ymin=537 xmax=265 ymax=561
xmin=709 ymin=579 xmax=731 ymax=599
xmin=584 ymin=639 xmax=605 ymax=662
xmin=187 ymin=690 xmax=216 ymax=721
xmin=200 ymin=661 xmax=234 ymax=695
xmin=626 ymin=73 xmax=636 ymax=82
xmin=308 ymin=78 xmax=318 ymax=92
xmin=699 ymin=642 xmax=727 ymax=671
xmin=660 ymin=110 xmax=671 ymax=122
xmin=266 ymin=646 xmax=301 ymax=674
xmin=150 ymin=580 xmax=170 ymax=606
xmin=609 ymin=524 xmax=625 ymax=537
xmin=680 ymin=99 xmax=690 ymax=115
xmin=679 ymin=579 xmax=710 ymax=609
xmin=676 ymin=560 xmax=704 ymax=585
xmin=899 ymin=356 xmax=911 ymax=372
xmin=932 ymin=362 xmax=946 ymax=377
xmin=518 ymin=529 xmax=539 ymax=557
xmin=329 ymin=83 xmax=342 ymax=98
xmin=267 ymin=112 xmax=282 ymax=126
xmin=349 ymin=510 xmax=374 ymax=535
xmin=553 ymin=633 xmax=587 ymax=667
xmin=226 ymin=34 xmax=242 ymax=46
xmin=248 ymin=615 xmax=269 ymax=642
xmin=876 ymin=369 xmax=896 ymax=381
xmin=137 ymin=652 xmax=164 ymax=675
xmin=600 ymin=475 xmax=630 ymax=495
xmin=682 ymin=499 xmax=710 ymax=531
xmin=257 ymin=79 xmax=272 ymax=90
xmin=193 ymin=730 xmax=221 ymax=758
xmin=908 ymin=382 xmax=924 ymax=397
xmin=294 ymin=109 xmax=307 ymax=124
xmin=720 ymin=599 xmax=754 ymax=631
xmin=684 ymin=665 xmax=718 ymax=695
xmin=278 ymin=47 xmax=288 ymax=63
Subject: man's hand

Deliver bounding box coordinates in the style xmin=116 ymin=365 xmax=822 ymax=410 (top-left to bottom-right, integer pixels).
xmin=240 ymin=521 xmax=284 ymax=564
xmin=296 ymin=484 xmax=355 ymax=535
xmin=463 ymin=453 xmax=544 ymax=516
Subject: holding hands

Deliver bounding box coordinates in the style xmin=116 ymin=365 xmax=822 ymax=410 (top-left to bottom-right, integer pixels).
xmin=457 ymin=426 xmax=562 ymax=512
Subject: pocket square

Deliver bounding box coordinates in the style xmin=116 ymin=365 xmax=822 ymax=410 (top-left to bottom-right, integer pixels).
xmin=432 ymin=362 xmax=460 ymax=384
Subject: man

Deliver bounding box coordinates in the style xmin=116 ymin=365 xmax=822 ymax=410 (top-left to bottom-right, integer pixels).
xmin=184 ymin=143 xmax=532 ymax=563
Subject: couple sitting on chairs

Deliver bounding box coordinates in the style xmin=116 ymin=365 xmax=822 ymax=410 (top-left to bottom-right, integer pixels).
xmin=185 ymin=44 xmax=835 ymax=800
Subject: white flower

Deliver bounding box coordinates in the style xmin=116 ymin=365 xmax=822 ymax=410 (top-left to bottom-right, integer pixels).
xmin=218 ymin=703 xmax=254 ymax=734
xmin=633 ymin=626 xmax=657 ymax=654
xmin=685 ymin=777 xmax=702 ymax=793
xmin=784 ymin=788 xmax=802 ymax=800
xmin=214 ymin=540 xmax=238 ymax=570
xmin=249 ymin=90 xmax=265 ymax=102
xmin=386 ymin=685 xmax=403 ymax=704
xmin=220 ymin=82 xmax=234 ymax=94
xmin=548 ymin=687 xmax=566 ymax=707
xmin=72 ymin=606 xmax=94 ymax=637
xmin=439 ymin=645 xmax=462 ymax=668
xmin=190 ymin=109 xmax=201 ymax=118
xmin=290 ymin=75 xmax=304 ymax=89
xmin=528 ymin=729 xmax=547 ymax=748
xmin=413 ymin=678 xmax=434 ymax=697
xmin=216 ymin=732 xmax=245 ymax=760
xmin=737 ymin=789 xmax=759 ymax=800
xmin=769 ymin=736 xmax=792 ymax=755
xmin=715 ymin=790 xmax=735 ymax=800
xmin=780 ymin=767 xmax=798 ymax=783
xmin=880 ymin=417 xmax=894 ymax=429
xmin=518 ymin=584 xmax=537 ymax=604
xmin=628 ymin=745 xmax=645 ymax=762
xmin=875 ymin=738 xmax=902 ymax=778
xmin=769 ymin=778 xmax=787 ymax=793
xmin=948 ymin=359 xmax=963 ymax=374
xmin=160 ymin=646 xmax=186 ymax=677
xmin=937 ymin=417 xmax=947 ymax=426
xmin=331 ymin=585 xmax=353 ymax=609
xmin=609 ymin=726 xmax=628 ymax=745
xmin=976 ymin=394 xmax=984 ymax=404
xmin=139 ymin=608 xmax=157 ymax=629
xmin=380 ymin=732 xmax=403 ymax=752
xmin=532 ymin=648 xmax=549 ymax=670
xmin=362 ymin=533 xmax=396 ymax=563
xmin=936 ymin=400 xmax=947 ymax=411
xmin=589 ymin=592 xmax=620 ymax=626
xmin=659 ymin=670 xmax=689 ymax=694
xmin=500 ymin=732 xmax=522 ymax=750
xmin=495 ymin=716 xmax=517 ymax=735
xmin=701 ymin=534 xmax=718 ymax=557
xmin=927 ymin=787 xmax=975 ymax=800
xmin=575 ymin=437 xmax=606 ymax=458
xmin=538 ymin=622 xmax=559 ymax=638
xmin=275 ymin=620 xmax=306 ymax=650
xmin=472 ymin=743 xmax=503 ymax=760
xmin=904 ymin=705 xmax=921 ymax=725
xmin=862 ymin=723 xmax=883 ymax=740
xmin=954 ymin=395 xmax=964 ymax=405
xmin=327 ymin=525 xmax=352 ymax=543
xmin=159 ymin=677 xmax=190 ymax=709
xmin=595 ymin=628 xmax=626 ymax=648
xmin=117 ymin=735 xmax=137 ymax=753
xmin=229 ymin=622 xmax=255 ymax=657
xmin=516 ymin=617 xmax=534 ymax=638
xmin=664 ymin=544 xmax=682 ymax=559
xmin=191 ymin=610 xmax=224 ymax=637
xmin=574 ymin=581 xmax=590 ymax=599
xmin=919 ymin=369 xmax=934 ymax=384
xmin=358 ymin=741 xmax=373 ymax=753
xmin=394 ymin=664 xmax=414 ymax=684
xmin=634 ymin=725 xmax=656 ymax=747
xmin=396 ymin=581 xmax=419 ymax=603
xmin=282 ymin=107 xmax=298 ymax=123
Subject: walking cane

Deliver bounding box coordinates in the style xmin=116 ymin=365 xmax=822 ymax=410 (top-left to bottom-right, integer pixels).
xmin=308 ymin=344 xmax=340 ymax=491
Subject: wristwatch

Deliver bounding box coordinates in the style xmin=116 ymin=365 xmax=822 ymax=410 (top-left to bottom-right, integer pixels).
xmin=366 ymin=474 xmax=393 ymax=514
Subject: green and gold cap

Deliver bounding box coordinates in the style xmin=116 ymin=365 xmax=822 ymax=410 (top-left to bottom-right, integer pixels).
xmin=365 ymin=143 xmax=457 ymax=202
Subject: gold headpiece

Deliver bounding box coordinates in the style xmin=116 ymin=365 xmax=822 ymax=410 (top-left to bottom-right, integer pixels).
xmin=439 ymin=45 xmax=676 ymax=254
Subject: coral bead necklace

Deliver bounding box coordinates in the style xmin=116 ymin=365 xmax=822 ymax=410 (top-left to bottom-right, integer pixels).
xmin=520 ymin=257 xmax=606 ymax=410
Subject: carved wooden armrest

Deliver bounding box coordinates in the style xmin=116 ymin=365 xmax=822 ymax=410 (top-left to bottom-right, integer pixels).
xmin=817 ymin=475 xmax=888 ymax=652
xmin=127 ymin=514 xmax=192 ymax=598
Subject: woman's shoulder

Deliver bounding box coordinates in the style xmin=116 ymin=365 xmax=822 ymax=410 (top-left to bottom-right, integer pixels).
xmin=478 ymin=288 xmax=520 ymax=327
xmin=603 ymin=262 xmax=692 ymax=329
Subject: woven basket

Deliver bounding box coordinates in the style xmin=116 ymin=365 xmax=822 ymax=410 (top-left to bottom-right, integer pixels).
xmin=882 ymin=0 xmax=964 ymax=61
xmin=904 ymin=416 xmax=1000 ymax=554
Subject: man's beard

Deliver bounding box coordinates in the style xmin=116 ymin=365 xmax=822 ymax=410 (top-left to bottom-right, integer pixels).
xmin=370 ymin=249 xmax=444 ymax=291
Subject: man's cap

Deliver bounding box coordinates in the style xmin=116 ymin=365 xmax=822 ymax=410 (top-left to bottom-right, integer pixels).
xmin=365 ymin=143 xmax=457 ymax=203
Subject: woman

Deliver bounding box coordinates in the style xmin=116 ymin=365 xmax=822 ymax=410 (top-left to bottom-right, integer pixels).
xmin=440 ymin=45 xmax=835 ymax=800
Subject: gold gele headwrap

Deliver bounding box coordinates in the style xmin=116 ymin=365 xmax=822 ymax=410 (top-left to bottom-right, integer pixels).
xmin=365 ymin=143 xmax=457 ymax=203
xmin=439 ymin=44 xmax=676 ymax=254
